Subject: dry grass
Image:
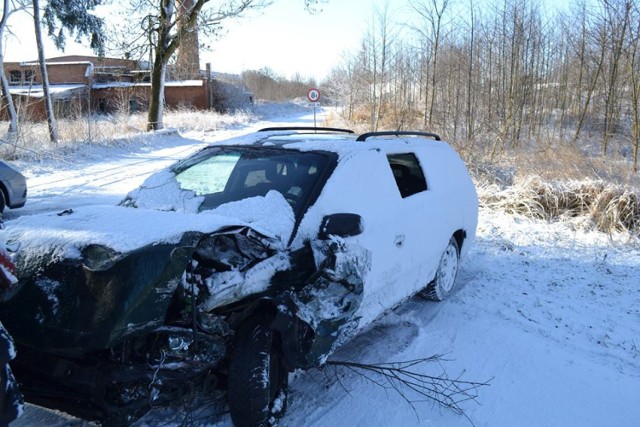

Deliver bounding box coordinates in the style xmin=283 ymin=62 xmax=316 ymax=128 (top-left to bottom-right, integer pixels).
xmin=470 ymin=136 xmax=640 ymax=237
xmin=0 ymin=108 xmax=256 ymax=161
xmin=479 ymin=176 xmax=640 ymax=236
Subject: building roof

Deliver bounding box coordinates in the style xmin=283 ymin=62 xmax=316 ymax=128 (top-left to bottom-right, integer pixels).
xmin=92 ymin=80 xmax=203 ymax=89
xmin=8 ymin=84 xmax=87 ymax=99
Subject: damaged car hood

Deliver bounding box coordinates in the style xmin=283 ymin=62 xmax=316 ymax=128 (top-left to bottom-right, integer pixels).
xmin=0 ymin=192 xmax=295 ymax=356
xmin=4 ymin=190 xmax=295 ymax=266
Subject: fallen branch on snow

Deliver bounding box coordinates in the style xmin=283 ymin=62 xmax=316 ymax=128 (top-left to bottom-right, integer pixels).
xmin=326 ymin=355 xmax=491 ymax=423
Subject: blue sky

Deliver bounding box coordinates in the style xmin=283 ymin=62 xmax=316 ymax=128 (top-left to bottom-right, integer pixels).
xmin=3 ymin=0 xmax=375 ymax=81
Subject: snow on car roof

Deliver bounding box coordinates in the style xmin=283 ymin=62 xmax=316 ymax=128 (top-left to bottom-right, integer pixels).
xmin=212 ymin=130 xmax=447 ymax=157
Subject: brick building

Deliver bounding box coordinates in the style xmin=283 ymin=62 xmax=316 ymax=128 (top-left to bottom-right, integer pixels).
xmin=1 ymin=55 xmax=250 ymax=121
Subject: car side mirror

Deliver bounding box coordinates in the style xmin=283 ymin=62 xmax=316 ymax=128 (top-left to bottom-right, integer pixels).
xmin=318 ymin=213 xmax=363 ymax=240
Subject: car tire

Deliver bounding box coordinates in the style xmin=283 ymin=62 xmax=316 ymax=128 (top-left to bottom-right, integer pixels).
xmin=0 ymin=191 xmax=5 ymax=214
xmin=420 ymin=237 xmax=460 ymax=301
xmin=228 ymin=317 xmax=288 ymax=427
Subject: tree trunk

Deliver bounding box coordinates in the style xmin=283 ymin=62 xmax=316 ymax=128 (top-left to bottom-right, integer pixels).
xmin=630 ymin=20 xmax=640 ymax=172
xmin=632 ymin=67 xmax=639 ymax=172
xmin=466 ymin=0 xmax=475 ymax=141
xmin=572 ymin=31 xmax=606 ymax=145
xmin=146 ymin=0 xmax=208 ymax=131
xmin=147 ymin=53 xmax=167 ymax=131
xmin=0 ymin=0 xmax=19 ymax=139
xmin=602 ymin=0 xmax=631 ymax=156
xmin=0 ymin=49 xmax=18 ymax=140
xmin=33 ymin=0 xmax=58 ymax=143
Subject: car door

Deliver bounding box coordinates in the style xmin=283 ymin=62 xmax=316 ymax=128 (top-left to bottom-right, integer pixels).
xmin=383 ymin=151 xmax=445 ymax=301
xmin=296 ymin=149 xmax=423 ymax=326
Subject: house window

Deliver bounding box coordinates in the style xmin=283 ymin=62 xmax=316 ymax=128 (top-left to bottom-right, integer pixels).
xmin=9 ymin=71 xmax=21 ymax=85
xmin=387 ymin=153 xmax=428 ymax=198
xmin=54 ymin=99 xmax=71 ymax=117
xmin=129 ymin=98 xmax=139 ymax=113
xmin=23 ymin=70 xmax=35 ymax=83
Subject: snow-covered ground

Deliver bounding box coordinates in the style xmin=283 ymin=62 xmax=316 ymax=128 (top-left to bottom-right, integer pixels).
xmin=5 ymin=105 xmax=640 ymax=426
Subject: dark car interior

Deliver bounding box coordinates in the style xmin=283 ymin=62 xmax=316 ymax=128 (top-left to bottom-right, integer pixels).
xmin=187 ymin=149 xmax=331 ymax=215
xmin=387 ymin=153 xmax=428 ymax=198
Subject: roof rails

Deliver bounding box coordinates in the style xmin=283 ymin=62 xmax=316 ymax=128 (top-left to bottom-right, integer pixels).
xmin=356 ymin=131 xmax=441 ymax=142
xmin=258 ymin=126 xmax=354 ymax=134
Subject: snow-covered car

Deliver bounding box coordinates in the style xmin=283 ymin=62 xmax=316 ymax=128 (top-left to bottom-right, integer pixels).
xmin=0 ymin=161 xmax=27 ymax=213
xmin=0 ymin=127 xmax=477 ymax=426
xmin=0 ymin=235 xmax=24 ymax=425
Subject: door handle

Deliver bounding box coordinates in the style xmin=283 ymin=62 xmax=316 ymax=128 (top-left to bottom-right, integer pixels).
xmin=394 ymin=235 xmax=405 ymax=247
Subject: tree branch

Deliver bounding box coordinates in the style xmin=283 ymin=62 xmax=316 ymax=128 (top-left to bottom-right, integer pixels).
xmin=326 ymin=355 xmax=491 ymax=422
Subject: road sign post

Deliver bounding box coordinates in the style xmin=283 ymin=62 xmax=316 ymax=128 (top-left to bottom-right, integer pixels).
xmin=307 ymin=88 xmax=321 ymax=128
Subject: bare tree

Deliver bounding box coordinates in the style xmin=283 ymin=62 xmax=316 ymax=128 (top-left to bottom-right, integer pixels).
xmin=363 ymin=3 xmax=395 ymax=131
xmin=572 ymin=2 xmax=607 ymax=145
xmin=33 ymin=0 xmax=58 ymax=143
xmin=465 ymin=0 xmax=476 ymax=141
xmin=410 ymin=0 xmax=451 ymax=128
xmin=0 ymin=0 xmax=27 ymax=140
xmin=28 ymin=0 xmax=106 ymax=144
xmin=242 ymin=67 xmax=315 ymax=101
xmin=145 ymin=0 xmax=269 ymax=130
xmin=629 ymin=4 xmax=640 ymax=172
xmin=324 ymin=54 xmax=364 ymax=122
xmin=322 ymin=0 xmax=640 ymax=174
xmin=601 ymin=0 xmax=632 ymax=156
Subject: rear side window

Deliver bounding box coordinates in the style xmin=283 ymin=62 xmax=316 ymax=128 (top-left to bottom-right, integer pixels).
xmin=387 ymin=153 xmax=428 ymax=198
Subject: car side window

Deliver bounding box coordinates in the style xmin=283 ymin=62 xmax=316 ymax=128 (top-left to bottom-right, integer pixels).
xmin=387 ymin=153 xmax=428 ymax=198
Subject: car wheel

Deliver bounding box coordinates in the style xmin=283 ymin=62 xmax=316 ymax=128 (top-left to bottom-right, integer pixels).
xmin=420 ymin=237 xmax=460 ymax=301
xmin=0 ymin=191 xmax=5 ymax=214
xmin=228 ymin=317 xmax=288 ymax=427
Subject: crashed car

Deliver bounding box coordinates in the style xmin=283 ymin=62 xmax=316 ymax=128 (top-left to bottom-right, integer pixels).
xmin=0 ymin=128 xmax=478 ymax=426
xmin=0 ymin=234 xmax=24 ymax=425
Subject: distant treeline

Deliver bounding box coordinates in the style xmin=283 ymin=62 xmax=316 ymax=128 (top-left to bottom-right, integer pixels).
xmin=242 ymin=68 xmax=318 ymax=102
xmin=322 ymin=0 xmax=640 ymax=171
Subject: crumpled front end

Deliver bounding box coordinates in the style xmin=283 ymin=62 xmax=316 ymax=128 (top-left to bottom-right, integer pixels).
xmin=185 ymin=225 xmax=290 ymax=312
xmin=0 ymin=220 xmax=371 ymax=423
xmin=0 ymin=233 xmax=201 ymax=357
xmin=286 ymin=238 xmax=370 ymax=367
xmin=0 ymin=231 xmax=233 ymax=423
xmin=183 ymin=227 xmax=371 ymax=370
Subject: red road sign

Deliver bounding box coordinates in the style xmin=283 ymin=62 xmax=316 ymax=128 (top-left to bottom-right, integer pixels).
xmin=307 ymin=88 xmax=320 ymax=102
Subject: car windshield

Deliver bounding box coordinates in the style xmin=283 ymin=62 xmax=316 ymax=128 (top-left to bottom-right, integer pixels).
xmin=172 ymin=147 xmax=332 ymax=216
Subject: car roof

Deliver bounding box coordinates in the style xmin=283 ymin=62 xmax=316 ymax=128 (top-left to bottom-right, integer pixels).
xmin=212 ymin=127 xmax=447 ymax=156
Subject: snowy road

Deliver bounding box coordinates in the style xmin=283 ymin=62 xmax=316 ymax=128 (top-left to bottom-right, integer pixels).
xmin=6 ymin=107 xmax=640 ymax=426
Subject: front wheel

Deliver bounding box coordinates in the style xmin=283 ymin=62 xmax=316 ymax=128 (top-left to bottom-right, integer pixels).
xmin=228 ymin=318 xmax=288 ymax=427
xmin=420 ymin=237 xmax=460 ymax=301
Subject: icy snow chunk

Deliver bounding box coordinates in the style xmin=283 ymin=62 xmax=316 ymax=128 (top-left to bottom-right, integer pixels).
xmin=214 ymin=191 xmax=295 ymax=243
xmin=123 ymin=169 xmax=204 ymax=213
